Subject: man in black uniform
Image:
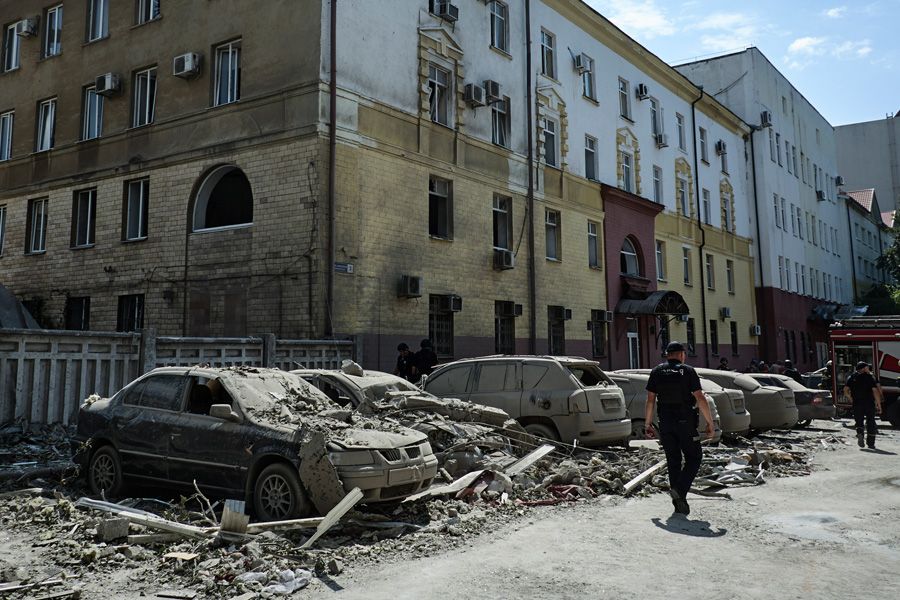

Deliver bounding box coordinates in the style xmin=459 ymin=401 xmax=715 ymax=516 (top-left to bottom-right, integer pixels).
xmin=414 ymin=339 xmax=438 ymax=378
xmin=645 ymin=341 xmax=715 ymax=515
xmin=783 ymin=359 xmax=803 ymax=385
xmin=393 ymin=343 xmax=417 ymax=382
xmin=844 ymin=361 xmax=883 ymax=449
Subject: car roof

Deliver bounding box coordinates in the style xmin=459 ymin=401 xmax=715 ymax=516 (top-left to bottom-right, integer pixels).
xmin=436 ymin=355 xmax=598 ymax=367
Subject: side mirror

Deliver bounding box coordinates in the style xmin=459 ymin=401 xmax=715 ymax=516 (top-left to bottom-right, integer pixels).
xmin=209 ymin=404 xmax=242 ymax=423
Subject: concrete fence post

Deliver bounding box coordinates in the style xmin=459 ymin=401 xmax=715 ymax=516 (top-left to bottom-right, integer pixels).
xmin=262 ymin=333 xmax=276 ymax=368
xmin=140 ymin=328 xmax=157 ymax=374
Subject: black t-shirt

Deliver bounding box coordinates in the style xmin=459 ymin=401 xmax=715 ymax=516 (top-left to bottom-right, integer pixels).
xmin=395 ymin=353 xmax=416 ymax=380
xmin=784 ymin=368 xmax=803 ymax=384
xmin=846 ymin=371 xmax=878 ymax=405
xmin=646 ymin=359 xmax=702 ymax=414
xmin=415 ymin=348 xmax=438 ymax=376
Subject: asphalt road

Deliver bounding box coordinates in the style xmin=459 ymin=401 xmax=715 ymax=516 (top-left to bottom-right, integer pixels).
xmin=308 ymin=421 xmax=900 ymax=600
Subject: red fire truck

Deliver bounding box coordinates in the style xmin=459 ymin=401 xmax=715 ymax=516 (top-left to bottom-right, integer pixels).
xmin=827 ymin=317 xmax=900 ymax=427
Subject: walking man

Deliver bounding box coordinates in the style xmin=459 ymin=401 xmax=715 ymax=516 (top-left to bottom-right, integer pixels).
xmin=645 ymin=342 xmax=715 ymax=515
xmin=844 ymin=361 xmax=883 ymax=449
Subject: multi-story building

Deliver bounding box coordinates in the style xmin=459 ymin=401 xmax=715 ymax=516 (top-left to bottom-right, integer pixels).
xmin=0 ymin=0 xmax=757 ymax=371
xmin=835 ymin=113 xmax=900 ymax=212
xmin=677 ymin=48 xmax=851 ymax=369
xmin=844 ymin=189 xmax=894 ymax=297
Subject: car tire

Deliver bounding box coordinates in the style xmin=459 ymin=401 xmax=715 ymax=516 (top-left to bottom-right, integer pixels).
xmin=523 ymin=423 xmax=560 ymax=442
xmin=253 ymin=463 xmax=312 ymax=522
xmin=88 ymin=445 xmax=124 ymax=497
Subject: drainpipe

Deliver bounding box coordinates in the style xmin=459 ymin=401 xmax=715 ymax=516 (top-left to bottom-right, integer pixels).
xmin=847 ymin=199 xmax=859 ymax=301
xmin=325 ymin=0 xmax=337 ymax=337
xmin=690 ymin=88 xmax=710 ymax=368
xmin=525 ymin=0 xmax=537 ymax=354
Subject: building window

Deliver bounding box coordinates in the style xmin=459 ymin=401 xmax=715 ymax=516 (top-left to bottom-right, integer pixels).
xmin=686 ymin=318 xmax=696 ymax=356
xmin=811 ymin=215 xmax=817 ymax=245
xmin=87 ymin=0 xmax=109 ymax=42
xmin=3 ymin=22 xmax=20 ymax=71
xmin=699 ymin=127 xmax=708 ymax=162
xmin=545 ymin=209 xmax=560 ymax=260
xmin=584 ymin=135 xmax=597 ymax=180
xmin=800 ymin=151 xmax=806 ymax=183
xmin=780 ymin=198 xmax=787 ymax=231
xmin=785 ymin=258 xmax=792 ymax=291
xmin=64 ymin=297 xmax=91 ymax=331
xmin=720 ymin=146 xmax=728 ymax=174
xmin=588 ymin=221 xmax=600 ymax=268
xmin=658 ymin=317 xmax=670 ymax=354
xmin=215 ymin=40 xmax=241 ymax=106
xmin=428 ymin=176 xmax=452 ymax=239
xmin=786 ymin=142 xmax=792 ymax=174
xmin=491 ymin=96 xmax=510 ymax=148
xmin=0 ymin=111 xmax=12 ymax=161
xmin=26 ymin=198 xmax=48 ymax=254
xmin=730 ymin=321 xmax=738 ymax=356
xmin=656 ymin=240 xmax=666 ymax=280
xmin=801 ymin=265 xmax=807 ymax=295
xmin=580 ymin=55 xmax=595 ymax=100
xmin=705 ymin=254 xmax=715 ymax=289
xmin=429 ymin=295 xmax=455 ymax=358
xmin=543 ymin=118 xmax=557 ymax=167
xmin=796 ymin=206 xmax=803 ymax=240
xmin=768 ymin=128 xmax=776 ymax=162
xmin=44 ymin=5 xmax=64 ymax=57
xmin=0 ymin=204 xmax=6 ymax=256
xmin=124 ymin=178 xmax=150 ymax=241
xmin=677 ymin=177 xmax=688 ymax=217
xmin=620 ymin=238 xmax=640 ymax=275
xmin=618 ymin=78 xmax=630 ymax=119
xmin=192 ymin=166 xmax=254 ymax=231
xmin=428 ymin=64 xmax=450 ymax=126
xmin=82 ymin=86 xmax=104 ymax=141
xmin=36 ymin=98 xmax=56 ymax=152
xmin=682 ymin=247 xmax=691 ymax=284
xmin=790 ymin=330 xmax=797 ymax=363
xmin=494 ymin=301 xmax=515 ymax=354
xmin=794 ymin=261 xmax=800 ymax=292
xmin=71 ymin=189 xmax=97 ymax=248
xmin=117 ymin=294 xmax=145 ymax=332
xmin=652 ymin=165 xmax=662 ymax=203
xmin=722 ymin=196 xmax=733 ymax=232
xmin=792 ymin=145 xmax=798 ymax=176
xmin=776 ymin=133 xmax=782 ymax=166
xmin=132 ymin=67 xmax=157 ymax=127
xmin=726 ymin=259 xmax=734 ymax=293
xmin=489 ymin=1 xmax=508 ymax=52
xmin=676 ymin=113 xmax=686 ymax=150
xmin=778 ymin=256 xmax=785 ymax=289
xmin=702 ymin=189 xmax=711 ymax=224
xmin=590 ymin=313 xmax=607 ymax=358
xmin=492 ymin=195 xmax=512 ymax=250
xmin=709 ymin=320 xmax=719 ymax=356
xmin=540 ymin=30 xmax=555 ymax=79
xmin=621 ymin=151 xmax=633 ymax=193
xmin=136 ymin=0 xmax=161 ymax=25
xmin=773 ymin=194 xmax=780 ymax=228
xmin=649 ymin=98 xmax=661 ymax=136
xmin=547 ymin=306 xmax=566 ymax=355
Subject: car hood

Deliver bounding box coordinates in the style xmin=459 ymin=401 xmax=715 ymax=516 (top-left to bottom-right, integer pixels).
xmin=329 ymin=428 xmax=427 ymax=451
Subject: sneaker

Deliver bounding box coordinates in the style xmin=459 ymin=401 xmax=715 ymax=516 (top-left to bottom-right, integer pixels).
xmin=857 ymin=432 xmax=865 ymax=448
xmin=674 ymin=498 xmax=691 ymax=515
xmin=669 ymin=489 xmax=680 ymax=511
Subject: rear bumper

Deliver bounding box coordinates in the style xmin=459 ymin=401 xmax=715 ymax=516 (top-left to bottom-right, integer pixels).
xmin=719 ymin=411 xmax=752 ymax=436
xmin=574 ymin=417 xmax=631 ymax=446
xmin=797 ymin=403 xmax=836 ymax=421
xmin=749 ymin=406 xmax=799 ymax=430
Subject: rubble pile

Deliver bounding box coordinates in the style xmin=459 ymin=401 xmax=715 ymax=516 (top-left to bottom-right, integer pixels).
xmin=0 ymin=422 xmax=76 ymax=491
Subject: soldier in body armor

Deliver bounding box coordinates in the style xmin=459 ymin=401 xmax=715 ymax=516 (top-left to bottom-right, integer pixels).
xmin=644 ymin=341 xmax=715 ymax=515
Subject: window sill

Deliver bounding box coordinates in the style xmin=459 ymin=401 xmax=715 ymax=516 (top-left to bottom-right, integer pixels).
xmin=83 ymin=35 xmax=110 ymax=47
xmin=540 ymin=74 xmax=561 ymax=85
xmin=543 ymin=163 xmax=561 ymax=171
xmin=212 ymin=99 xmax=241 ymax=109
xmin=684 ymin=282 xmax=693 ymax=287
xmin=122 ymin=236 xmax=148 ymax=244
xmin=77 ymin=136 xmax=102 ymax=145
xmin=701 ymin=159 xmax=709 ymax=166
xmin=582 ymin=94 xmax=599 ymax=106
xmin=131 ymin=16 xmax=163 ymax=30
xmin=728 ymin=291 xmax=735 ymax=296
xmin=490 ymin=45 xmax=512 ymax=60
xmin=657 ymin=277 xmax=667 ymax=283
xmin=589 ymin=265 xmax=603 ymax=272
xmin=38 ymin=53 xmax=62 ymax=63
xmin=546 ymin=257 xmax=561 ymax=263
xmin=192 ymin=223 xmax=254 ymax=234
xmin=1 ymin=66 xmax=21 ymax=75
xmin=429 ymin=235 xmax=453 ymax=242
xmin=31 ymin=149 xmax=53 ymax=156
xmin=25 ymin=250 xmax=47 ymax=256
xmin=128 ymin=123 xmax=155 ymax=131
xmin=620 ymin=115 xmax=634 ymax=124
xmin=70 ymin=244 xmax=96 ymax=251
xmin=429 ymin=119 xmax=455 ymax=131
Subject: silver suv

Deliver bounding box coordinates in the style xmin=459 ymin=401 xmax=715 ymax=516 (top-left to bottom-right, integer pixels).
xmin=423 ymin=356 xmax=630 ymax=446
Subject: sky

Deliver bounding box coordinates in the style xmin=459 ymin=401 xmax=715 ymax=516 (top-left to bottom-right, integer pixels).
xmin=583 ymin=0 xmax=900 ymax=126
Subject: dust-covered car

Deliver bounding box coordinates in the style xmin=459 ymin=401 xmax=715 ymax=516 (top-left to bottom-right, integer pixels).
xmin=72 ymin=367 xmax=438 ymax=521
xmin=609 ymin=371 xmax=723 ymax=442
xmin=423 ymin=356 xmax=630 ymax=446
xmin=695 ymin=368 xmax=798 ymax=430
xmin=746 ymin=373 xmax=836 ymax=427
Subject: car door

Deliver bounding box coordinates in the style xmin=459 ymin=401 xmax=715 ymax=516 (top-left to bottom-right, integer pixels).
xmin=468 ymin=361 xmax=520 ymax=416
xmin=423 ymin=365 xmax=474 ymax=401
xmin=115 ymin=373 xmax=188 ymax=483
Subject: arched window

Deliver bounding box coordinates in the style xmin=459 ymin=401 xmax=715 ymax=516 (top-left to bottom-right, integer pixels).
xmin=620 ymin=237 xmax=641 ymax=275
xmin=192 ymin=166 xmax=253 ymax=231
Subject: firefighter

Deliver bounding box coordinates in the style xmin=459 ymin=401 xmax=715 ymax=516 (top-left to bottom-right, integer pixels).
xmin=843 ymin=361 xmax=883 ymax=449
xmin=645 ymin=341 xmax=715 ymax=515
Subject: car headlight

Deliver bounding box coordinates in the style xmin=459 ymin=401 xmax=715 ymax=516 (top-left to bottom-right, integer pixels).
xmin=328 ymin=450 xmax=375 ymax=466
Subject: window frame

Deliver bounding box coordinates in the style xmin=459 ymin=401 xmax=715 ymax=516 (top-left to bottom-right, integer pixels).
xmin=580 ymin=54 xmax=595 ymax=100
xmin=124 ymin=178 xmax=150 ymax=241
xmin=709 ymin=320 xmax=719 ymax=356
xmin=588 ymin=221 xmax=600 ymax=269
xmin=36 ymin=98 xmax=57 ymax=152
xmin=649 ymin=97 xmax=660 ymax=136
xmin=43 ymin=4 xmax=64 ymax=58
xmin=542 ymin=118 xmax=558 ymax=167
xmin=489 ymin=1 xmax=509 ymax=53
xmin=428 ymin=176 xmax=452 ymax=240
xmin=675 ymin=113 xmax=686 ymax=150
xmin=584 ymin=135 xmax=597 ymax=181
xmin=656 ymin=240 xmax=666 ymax=281
xmin=71 ymin=188 xmax=97 ymax=249
xmin=702 ymin=188 xmax=711 ymax=225
xmin=705 ymin=254 xmax=715 ymax=290
xmin=699 ymin=127 xmax=708 ymax=162
xmin=214 ymin=39 xmax=242 ymax=107
xmin=726 ymin=259 xmax=735 ymax=293
xmin=132 ymin=67 xmax=157 ymax=127
xmin=677 ymin=177 xmax=688 ymax=217
xmin=3 ymin=21 xmax=20 ymax=72
xmin=547 ymin=305 xmax=566 ymax=355
xmin=0 ymin=110 xmax=12 ymax=161
xmin=494 ymin=301 xmax=516 ymax=355
xmin=86 ymin=0 xmax=109 ymax=42
xmin=540 ymin=29 xmax=556 ymax=79
xmin=429 ymin=294 xmax=455 ymax=358
xmin=81 ymin=85 xmax=104 ymax=141
xmin=682 ymin=247 xmax=691 ymax=285
xmin=652 ymin=165 xmax=662 ymax=204
xmin=427 ymin=63 xmax=451 ymax=127
xmin=620 ymin=237 xmax=640 ymax=276
xmin=492 ymin=194 xmax=512 ymax=251
xmin=116 ymin=294 xmax=145 ymax=332
xmin=621 ymin=151 xmax=633 ymax=193
xmin=136 ymin=0 xmax=162 ymax=25
xmin=545 ymin=209 xmax=561 ymax=261
xmin=64 ymin=296 xmax=91 ymax=331
xmin=491 ymin=96 xmax=510 ymax=148
xmin=26 ymin=197 xmax=49 ymax=254
xmin=0 ymin=204 xmax=6 ymax=257
xmin=618 ymin=78 xmax=631 ymax=120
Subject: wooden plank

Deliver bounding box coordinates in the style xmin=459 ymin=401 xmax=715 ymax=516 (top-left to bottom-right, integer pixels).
xmin=300 ymin=487 xmax=363 ymax=549
xmin=505 ymin=444 xmax=556 ymax=476
xmin=623 ymin=459 xmax=668 ymax=495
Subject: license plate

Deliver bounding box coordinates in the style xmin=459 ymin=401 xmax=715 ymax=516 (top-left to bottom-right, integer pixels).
xmin=388 ymin=466 xmax=420 ymax=486
xmin=601 ymin=398 xmax=620 ymax=411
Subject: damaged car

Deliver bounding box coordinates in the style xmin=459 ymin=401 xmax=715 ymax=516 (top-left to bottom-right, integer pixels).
xmin=695 ymin=368 xmax=799 ymax=431
xmin=72 ymin=367 xmax=438 ymax=521
xmin=745 ymin=373 xmax=836 ymax=427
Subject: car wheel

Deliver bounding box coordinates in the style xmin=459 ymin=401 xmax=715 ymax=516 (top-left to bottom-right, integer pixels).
xmin=88 ymin=445 xmax=123 ymax=497
xmin=795 ymin=419 xmax=812 ymax=428
xmin=629 ymin=419 xmax=646 ymax=440
xmin=253 ymin=463 xmax=312 ymax=522
xmin=523 ymin=423 xmax=560 ymax=442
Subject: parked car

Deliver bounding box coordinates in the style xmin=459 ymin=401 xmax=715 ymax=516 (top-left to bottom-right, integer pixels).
xmin=422 ymin=356 xmax=630 ymax=446
xmin=73 ymin=367 xmax=438 ymax=520
xmin=612 ymin=369 xmax=751 ymax=437
xmin=608 ymin=372 xmax=722 ymax=442
xmin=746 ymin=373 xmax=835 ymax=427
xmin=694 ymin=368 xmax=798 ymax=430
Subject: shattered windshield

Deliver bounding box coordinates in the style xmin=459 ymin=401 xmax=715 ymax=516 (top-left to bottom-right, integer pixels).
xmin=565 ymin=364 xmax=612 ymax=387
xmin=348 ymin=374 xmax=424 ymax=403
xmin=221 ymin=368 xmax=338 ymax=423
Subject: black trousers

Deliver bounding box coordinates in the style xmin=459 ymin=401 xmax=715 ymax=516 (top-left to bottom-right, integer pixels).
xmin=853 ymin=402 xmax=878 ymax=445
xmin=659 ymin=411 xmax=702 ymax=499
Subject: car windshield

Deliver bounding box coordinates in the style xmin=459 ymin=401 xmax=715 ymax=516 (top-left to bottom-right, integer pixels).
xmin=565 ymin=363 xmax=612 ymax=387
xmin=348 ymin=373 xmax=423 ymax=403
xmin=227 ymin=370 xmax=337 ymax=421
xmin=750 ymin=375 xmax=790 ymax=388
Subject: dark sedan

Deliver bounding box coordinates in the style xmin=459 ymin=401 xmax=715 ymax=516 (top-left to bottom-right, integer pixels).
xmin=747 ymin=373 xmax=836 ymax=427
xmin=73 ymin=367 xmax=438 ymax=521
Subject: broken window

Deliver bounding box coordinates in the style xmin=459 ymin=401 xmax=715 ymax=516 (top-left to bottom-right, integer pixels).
xmin=429 ymin=295 xmax=454 ymax=358
xmin=491 ymin=96 xmax=510 ymax=148
xmin=64 ymin=296 xmax=91 ymax=330
xmin=429 ymin=176 xmax=452 ymax=239
xmin=117 ymin=294 xmax=145 ymax=332
xmin=590 ymin=319 xmax=607 ymax=358
xmin=193 ymin=166 xmax=253 ymax=231
xmin=428 ymin=64 xmax=450 ymax=126
xmin=132 ymin=67 xmax=157 ymax=127
xmin=137 ymin=375 xmax=186 ymax=411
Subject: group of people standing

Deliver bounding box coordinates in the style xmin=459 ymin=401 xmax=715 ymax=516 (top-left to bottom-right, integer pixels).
xmin=393 ymin=339 xmax=438 ymax=383
xmin=718 ymin=357 xmax=804 ymax=383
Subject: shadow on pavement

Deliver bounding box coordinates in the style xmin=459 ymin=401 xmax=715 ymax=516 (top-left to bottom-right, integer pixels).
xmin=651 ymin=516 xmax=727 ymax=538
xmin=860 ymin=448 xmax=897 ymax=456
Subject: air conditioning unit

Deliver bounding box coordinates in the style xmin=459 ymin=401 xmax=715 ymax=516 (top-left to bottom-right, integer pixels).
xmin=398 ymin=275 xmax=423 ymax=298
xmin=835 ymin=175 xmax=844 ymax=187
xmin=497 ymin=301 xmax=522 ymax=318
xmin=720 ymin=307 xmax=732 ymax=319
xmin=676 ymin=314 xmax=690 ymax=322
xmin=173 ymin=52 xmax=202 ymax=78
xmin=816 ymin=190 xmax=825 ymax=201
xmin=636 ymin=83 xmax=649 ymax=100
xmin=483 ymin=79 xmax=502 ymax=104
xmin=573 ymin=53 xmax=590 ymax=74
xmin=715 ymin=140 xmax=727 ymax=155
xmin=548 ymin=306 xmax=571 ymax=321
xmin=464 ymin=83 xmax=486 ymax=107
xmin=493 ymin=248 xmax=515 ymax=270
xmin=655 ymin=133 xmax=668 ymax=148
xmin=750 ymin=324 xmax=762 ymax=336
xmin=760 ymin=110 xmax=773 ymax=128
xmin=95 ymin=73 xmax=121 ymax=96
xmin=15 ymin=17 xmax=39 ymax=37
xmin=436 ymin=2 xmax=459 ymax=22
xmin=440 ymin=294 xmax=463 ymax=312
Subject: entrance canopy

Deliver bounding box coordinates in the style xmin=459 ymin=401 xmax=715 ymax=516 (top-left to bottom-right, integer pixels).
xmin=615 ymin=290 xmax=689 ymax=316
